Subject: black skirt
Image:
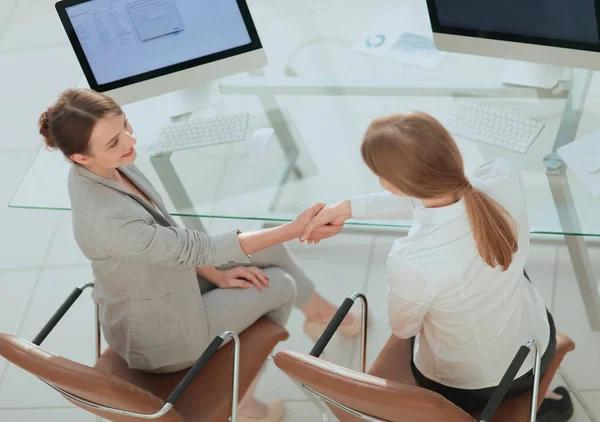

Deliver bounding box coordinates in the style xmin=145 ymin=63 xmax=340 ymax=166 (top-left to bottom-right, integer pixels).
xmin=410 ymin=310 xmax=557 ymax=412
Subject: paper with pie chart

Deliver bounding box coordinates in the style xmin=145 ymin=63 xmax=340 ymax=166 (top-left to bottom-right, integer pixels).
xmin=352 ymin=9 xmax=446 ymax=69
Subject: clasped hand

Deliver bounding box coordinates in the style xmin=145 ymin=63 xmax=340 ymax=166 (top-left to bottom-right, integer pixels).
xmin=217 ymin=202 xmax=349 ymax=289
xmin=198 ymin=201 xmax=350 ymax=291
xmin=297 ymin=200 xmax=351 ymax=244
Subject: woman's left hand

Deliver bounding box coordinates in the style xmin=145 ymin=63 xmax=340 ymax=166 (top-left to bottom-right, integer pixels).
xmin=214 ymin=266 xmax=270 ymax=291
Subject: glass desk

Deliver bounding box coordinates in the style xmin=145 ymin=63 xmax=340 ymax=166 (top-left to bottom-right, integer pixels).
xmin=10 ymin=0 xmax=600 ymax=328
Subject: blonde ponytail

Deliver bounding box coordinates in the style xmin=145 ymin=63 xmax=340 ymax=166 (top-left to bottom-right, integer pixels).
xmin=361 ymin=111 xmax=519 ymax=271
xmin=462 ymin=182 xmax=518 ymax=271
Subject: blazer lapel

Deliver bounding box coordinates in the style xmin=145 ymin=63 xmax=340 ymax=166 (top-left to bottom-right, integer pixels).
xmin=119 ymin=165 xmax=177 ymax=226
xmin=73 ymin=164 xmax=175 ymax=227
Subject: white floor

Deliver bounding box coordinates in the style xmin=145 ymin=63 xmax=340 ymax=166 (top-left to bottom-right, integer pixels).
xmin=1 ymin=0 xmax=600 ymax=421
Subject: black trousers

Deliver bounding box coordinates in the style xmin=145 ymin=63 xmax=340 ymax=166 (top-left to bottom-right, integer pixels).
xmin=410 ymin=310 xmax=557 ymax=412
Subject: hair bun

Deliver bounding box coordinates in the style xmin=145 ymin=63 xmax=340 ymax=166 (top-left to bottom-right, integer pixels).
xmin=39 ymin=108 xmax=55 ymax=149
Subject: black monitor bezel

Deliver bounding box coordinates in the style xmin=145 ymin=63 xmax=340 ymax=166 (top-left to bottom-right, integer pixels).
xmin=55 ymin=0 xmax=263 ymax=92
xmin=425 ymin=0 xmax=600 ymax=53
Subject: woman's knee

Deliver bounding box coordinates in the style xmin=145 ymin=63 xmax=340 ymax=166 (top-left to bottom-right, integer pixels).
xmin=261 ymin=267 xmax=297 ymax=304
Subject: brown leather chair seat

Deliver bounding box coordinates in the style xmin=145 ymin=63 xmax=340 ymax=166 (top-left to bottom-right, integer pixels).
xmin=275 ymin=332 xmax=575 ymax=422
xmin=0 ymin=317 xmax=288 ymax=422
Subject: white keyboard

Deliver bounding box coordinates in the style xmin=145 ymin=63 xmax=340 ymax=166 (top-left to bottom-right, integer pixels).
xmin=148 ymin=113 xmax=249 ymax=157
xmin=447 ymin=101 xmax=545 ymax=154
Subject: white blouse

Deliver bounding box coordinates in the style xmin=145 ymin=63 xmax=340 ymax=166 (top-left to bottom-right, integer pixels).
xmin=351 ymin=158 xmax=550 ymax=389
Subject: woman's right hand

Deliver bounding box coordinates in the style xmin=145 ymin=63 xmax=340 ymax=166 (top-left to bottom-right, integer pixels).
xmin=300 ymin=200 xmax=352 ymax=243
xmin=288 ymin=203 xmax=326 ymax=238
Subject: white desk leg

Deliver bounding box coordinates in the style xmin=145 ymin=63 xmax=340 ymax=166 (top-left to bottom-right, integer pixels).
xmin=150 ymin=152 xmax=208 ymax=232
xmin=246 ymin=70 xmax=304 ymax=212
xmin=253 ymin=93 xmax=304 ymax=213
xmin=150 ymin=72 xmax=302 ymax=220
xmin=544 ymin=68 xmax=600 ymax=330
xmin=547 ymin=171 xmax=600 ymax=330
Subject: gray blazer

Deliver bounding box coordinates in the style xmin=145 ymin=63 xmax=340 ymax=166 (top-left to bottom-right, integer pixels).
xmin=68 ymin=164 xmax=250 ymax=371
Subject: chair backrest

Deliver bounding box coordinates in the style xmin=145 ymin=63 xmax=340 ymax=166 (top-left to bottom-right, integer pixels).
xmin=276 ymin=332 xmax=575 ymax=422
xmin=93 ymin=318 xmax=290 ymax=422
xmin=274 ymin=351 xmax=475 ymax=422
xmin=0 ymin=333 xmax=183 ymax=422
xmin=473 ymin=332 xmax=576 ymax=422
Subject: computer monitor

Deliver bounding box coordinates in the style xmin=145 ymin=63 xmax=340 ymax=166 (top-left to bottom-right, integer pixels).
xmin=55 ymin=0 xmax=266 ymax=115
xmin=426 ymin=0 xmax=600 ymax=88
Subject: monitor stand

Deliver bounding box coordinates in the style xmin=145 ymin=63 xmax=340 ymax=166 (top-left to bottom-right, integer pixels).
xmin=500 ymin=60 xmax=563 ymax=89
xmin=166 ymin=81 xmax=222 ymax=118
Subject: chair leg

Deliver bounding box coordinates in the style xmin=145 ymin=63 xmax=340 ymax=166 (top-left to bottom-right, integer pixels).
xmin=290 ymin=293 xmax=370 ymax=421
xmin=528 ymin=339 xmax=542 ymax=422
xmin=268 ymin=354 xmax=330 ymax=420
xmin=291 ymin=379 xmax=330 ymax=422
xmin=95 ymin=300 xmax=101 ymax=363
xmin=351 ymin=293 xmax=369 ymax=373
xmin=221 ymin=332 xmax=241 ymax=422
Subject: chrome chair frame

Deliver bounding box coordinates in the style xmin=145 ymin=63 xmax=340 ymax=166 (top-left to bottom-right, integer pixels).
xmin=303 ymin=292 xmax=377 ymax=421
xmin=31 ymin=282 xmax=241 ymax=422
xmin=300 ymin=292 xmax=543 ymax=422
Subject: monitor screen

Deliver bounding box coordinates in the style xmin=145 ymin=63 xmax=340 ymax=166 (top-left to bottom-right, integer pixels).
xmin=56 ymin=0 xmax=261 ymax=91
xmin=428 ymin=0 xmax=600 ymax=51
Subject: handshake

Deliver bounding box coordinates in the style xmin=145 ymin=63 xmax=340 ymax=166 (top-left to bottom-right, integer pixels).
xmin=291 ymin=200 xmax=352 ymax=244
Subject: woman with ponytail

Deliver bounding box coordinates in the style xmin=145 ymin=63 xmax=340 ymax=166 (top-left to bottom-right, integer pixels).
xmin=302 ymin=111 xmax=572 ymax=421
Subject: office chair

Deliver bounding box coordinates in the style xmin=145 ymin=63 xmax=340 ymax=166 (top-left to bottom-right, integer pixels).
xmin=274 ymin=293 xmax=575 ymax=422
xmin=0 ymin=282 xmax=289 ymax=422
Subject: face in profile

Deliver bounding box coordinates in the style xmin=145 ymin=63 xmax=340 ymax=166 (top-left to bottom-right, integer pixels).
xmin=71 ymin=114 xmax=137 ymax=171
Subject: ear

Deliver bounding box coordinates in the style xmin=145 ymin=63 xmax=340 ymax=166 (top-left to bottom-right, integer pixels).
xmin=70 ymin=153 xmax=90 ymax=166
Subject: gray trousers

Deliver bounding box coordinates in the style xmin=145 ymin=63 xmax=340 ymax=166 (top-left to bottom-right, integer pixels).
xmin=211 ymin=243 xmax=315 ymax=308
xmin=200 ymin=242 xmax=316 ymax=338
xmin=151 ymin=243 xmax=315 ymax=373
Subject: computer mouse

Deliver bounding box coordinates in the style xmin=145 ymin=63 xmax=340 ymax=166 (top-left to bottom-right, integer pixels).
xmin=247 ymin=128 xmax=275 ymax=154
xmin=585 ymin=163 xmax=600 ymax=173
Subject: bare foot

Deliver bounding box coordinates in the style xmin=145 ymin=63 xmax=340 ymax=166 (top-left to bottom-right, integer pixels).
xmin=238 ymin=398 xmax=268 ymax=419
xmin=301 ymin=293 xmax=354 ymax=325
xmin=238 ymin=376 xmax=268 ymax=419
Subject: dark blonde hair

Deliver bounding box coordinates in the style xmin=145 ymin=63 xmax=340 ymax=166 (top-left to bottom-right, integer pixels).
xmin=39 ymin=88 xmax=123 ymax=157
xmin=361 ymin=111 xmax=518 ymax=271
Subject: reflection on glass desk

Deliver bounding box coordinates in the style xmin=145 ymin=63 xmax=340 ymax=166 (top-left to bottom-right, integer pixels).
xmin=9 ymin=0 xmax=600 ymax=330
xmin=8 ymin=87 xmax=599 ymax=238
xmin=12 ymin=0 xmax=598 ymax=237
